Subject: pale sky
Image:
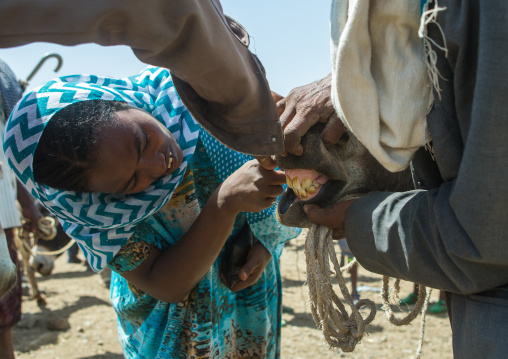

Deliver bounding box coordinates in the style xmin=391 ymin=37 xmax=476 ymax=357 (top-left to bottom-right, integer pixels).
xmin=0 ymin=1 xmax=332 ymax=96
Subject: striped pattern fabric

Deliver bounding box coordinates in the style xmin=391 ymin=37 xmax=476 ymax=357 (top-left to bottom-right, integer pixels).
xmin=2 ymin=67 xmax=200 ymax=271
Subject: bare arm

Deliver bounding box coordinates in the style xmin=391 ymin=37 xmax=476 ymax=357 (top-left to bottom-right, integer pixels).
xmin=0 ymin=0 xmax=282 ymax=156
xmin=121 ymin=160 xmax=285 ymax=302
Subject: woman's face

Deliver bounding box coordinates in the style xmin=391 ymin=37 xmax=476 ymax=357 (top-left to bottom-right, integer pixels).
xmin=87 ymin=108 xmax=183 ymax=194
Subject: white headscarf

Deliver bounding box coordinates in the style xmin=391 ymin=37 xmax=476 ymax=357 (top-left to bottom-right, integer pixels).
xmin=3 ymin=67 xmax=199 ymax=271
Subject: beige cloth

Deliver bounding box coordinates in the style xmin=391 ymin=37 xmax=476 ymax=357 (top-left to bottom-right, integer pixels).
xmin=0 ymin=0 xmax=283 ymax=156
xmin=330 ymin=0 xmax=431 ymax=172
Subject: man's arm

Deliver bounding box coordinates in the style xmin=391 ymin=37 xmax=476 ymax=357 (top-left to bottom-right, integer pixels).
xmin=0 ymin=0 xmax=282 ymax=156
xmin=341 ymin=1 xmax=508 ymax=295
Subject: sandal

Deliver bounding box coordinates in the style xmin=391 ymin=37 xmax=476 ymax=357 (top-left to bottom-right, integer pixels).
xmin=399 ymin=292 xmax=419 ymax=306
xmin=428 ymin=299 xmax=447 ymax=314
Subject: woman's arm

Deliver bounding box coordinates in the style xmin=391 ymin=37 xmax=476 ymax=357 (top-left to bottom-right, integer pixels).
xmin=121 ymin=160 xmax=286 ymax=302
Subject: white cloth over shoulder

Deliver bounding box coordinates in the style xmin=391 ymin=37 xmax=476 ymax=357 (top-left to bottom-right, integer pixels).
xmin=330 ymin=0 xmax=431 ymax=172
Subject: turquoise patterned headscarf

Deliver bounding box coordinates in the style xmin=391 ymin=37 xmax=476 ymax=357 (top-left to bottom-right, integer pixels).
xmin=2 ymin=67 xmax=200 ymax=271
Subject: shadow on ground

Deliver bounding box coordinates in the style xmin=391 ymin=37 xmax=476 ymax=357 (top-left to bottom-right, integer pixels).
xmin=14 ymin=296 xmax=111 ymax=353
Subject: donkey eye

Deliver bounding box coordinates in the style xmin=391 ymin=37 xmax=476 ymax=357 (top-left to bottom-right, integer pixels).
xmin=339 ymin=131 xmax=350 ymax=143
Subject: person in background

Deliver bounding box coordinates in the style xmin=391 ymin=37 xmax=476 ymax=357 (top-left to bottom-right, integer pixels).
xmin=273 ymin=1 xmax=508 ymax=356
xmin=0 ymin=59 xmax=42 ymax=359
xmin=399 ymin=284 xmax=447 ymax=314
xmin=66 ymin=242 xmax=82 ymax=264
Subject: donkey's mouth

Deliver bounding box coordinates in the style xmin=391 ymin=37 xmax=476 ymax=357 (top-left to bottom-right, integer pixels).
xmin=284 ymin=169 xmax=328 ymax=200
xmin=278 ymin=169 xmax=345 ymax=217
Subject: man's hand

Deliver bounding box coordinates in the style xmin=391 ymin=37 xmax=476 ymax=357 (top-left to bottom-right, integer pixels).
xmin=255 ymin=83 xmax=346 ymax=170
xmin=222 ymin=241 xmax=272 ymax=292
xmin=303 ymin=199 xmax=357 ymax=239
xmin=277 ymin=74 xmax=345 ymax=156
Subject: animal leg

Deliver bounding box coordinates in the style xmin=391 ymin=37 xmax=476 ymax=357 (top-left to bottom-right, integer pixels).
xmin=15 ymin=229 xmax=47 ymax=306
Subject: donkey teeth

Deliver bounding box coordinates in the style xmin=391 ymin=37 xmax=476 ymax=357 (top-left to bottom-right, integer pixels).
xmin=285 ymin=176 xmax=321 ymax=198
xmin=285 ymin=176 xmax=322 ymax=198
xmin=302 ymin=178 xmax=312 ymax=189
xmin=293 ymin=177 xmax=303 ymax=193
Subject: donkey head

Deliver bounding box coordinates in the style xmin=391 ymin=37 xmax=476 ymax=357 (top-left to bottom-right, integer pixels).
xmin=276 ymin=123 xmax=414 ymax=228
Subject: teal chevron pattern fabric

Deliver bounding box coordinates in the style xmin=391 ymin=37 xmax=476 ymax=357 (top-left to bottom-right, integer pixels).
xmin=2 ymin=67 xmax=199 ymax=271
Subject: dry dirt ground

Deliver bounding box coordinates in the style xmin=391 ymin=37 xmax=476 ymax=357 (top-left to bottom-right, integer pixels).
xmin=12 ymin=230 xmax=453 ymax=359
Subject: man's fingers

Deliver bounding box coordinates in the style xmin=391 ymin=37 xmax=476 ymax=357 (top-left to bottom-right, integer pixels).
xmin=275 ymin=97 xmax=287 ymax=117
xmin=303 ymin=200 xmax=356 ymax=230
xmin=283 ymin=112 xmax=321 ymax=156
xmin=303 ymin=203 xmax=341 ymax=227
xmin=332 ymin=228 xmax=346 ymax=240
xmin=271 ymin=91 xmax=285 ymax=104
xmin=279 ymin=106 xmax=296 ymax=129
xmin=321 ymin=113 xmax=346 ymax=146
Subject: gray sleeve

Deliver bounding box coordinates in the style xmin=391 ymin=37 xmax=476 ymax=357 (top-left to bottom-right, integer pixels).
xmin=345 ymin=1 xmax=508 ymax=294
xmin=344 ymin=187 xmax=508 ymax=295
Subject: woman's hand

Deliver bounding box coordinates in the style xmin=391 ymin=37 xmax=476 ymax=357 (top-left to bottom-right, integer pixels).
xmin=122 ymin=161 xmax=284 ymax=303
xmin=222 ymin=241 xmax=272 ymax=292
xmin=216 ymin=160 xmax=286 ymax=214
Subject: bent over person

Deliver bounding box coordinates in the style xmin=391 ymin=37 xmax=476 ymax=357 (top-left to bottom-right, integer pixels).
xmin=0 ymin=59 xmax=43 ymax=359
xmin=3 ymin=66 xmax=299 ymax=358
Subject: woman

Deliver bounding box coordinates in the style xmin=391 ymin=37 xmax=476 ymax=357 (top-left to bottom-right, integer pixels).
xmin=3 ymin=66 xmax=299 ymax=358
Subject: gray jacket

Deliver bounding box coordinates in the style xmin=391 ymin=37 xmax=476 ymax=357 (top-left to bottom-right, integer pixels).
xmin=0 ymin=0 xmax=283 ymax=156
xmin=346 ymin=1 xmax=508 ymax=357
